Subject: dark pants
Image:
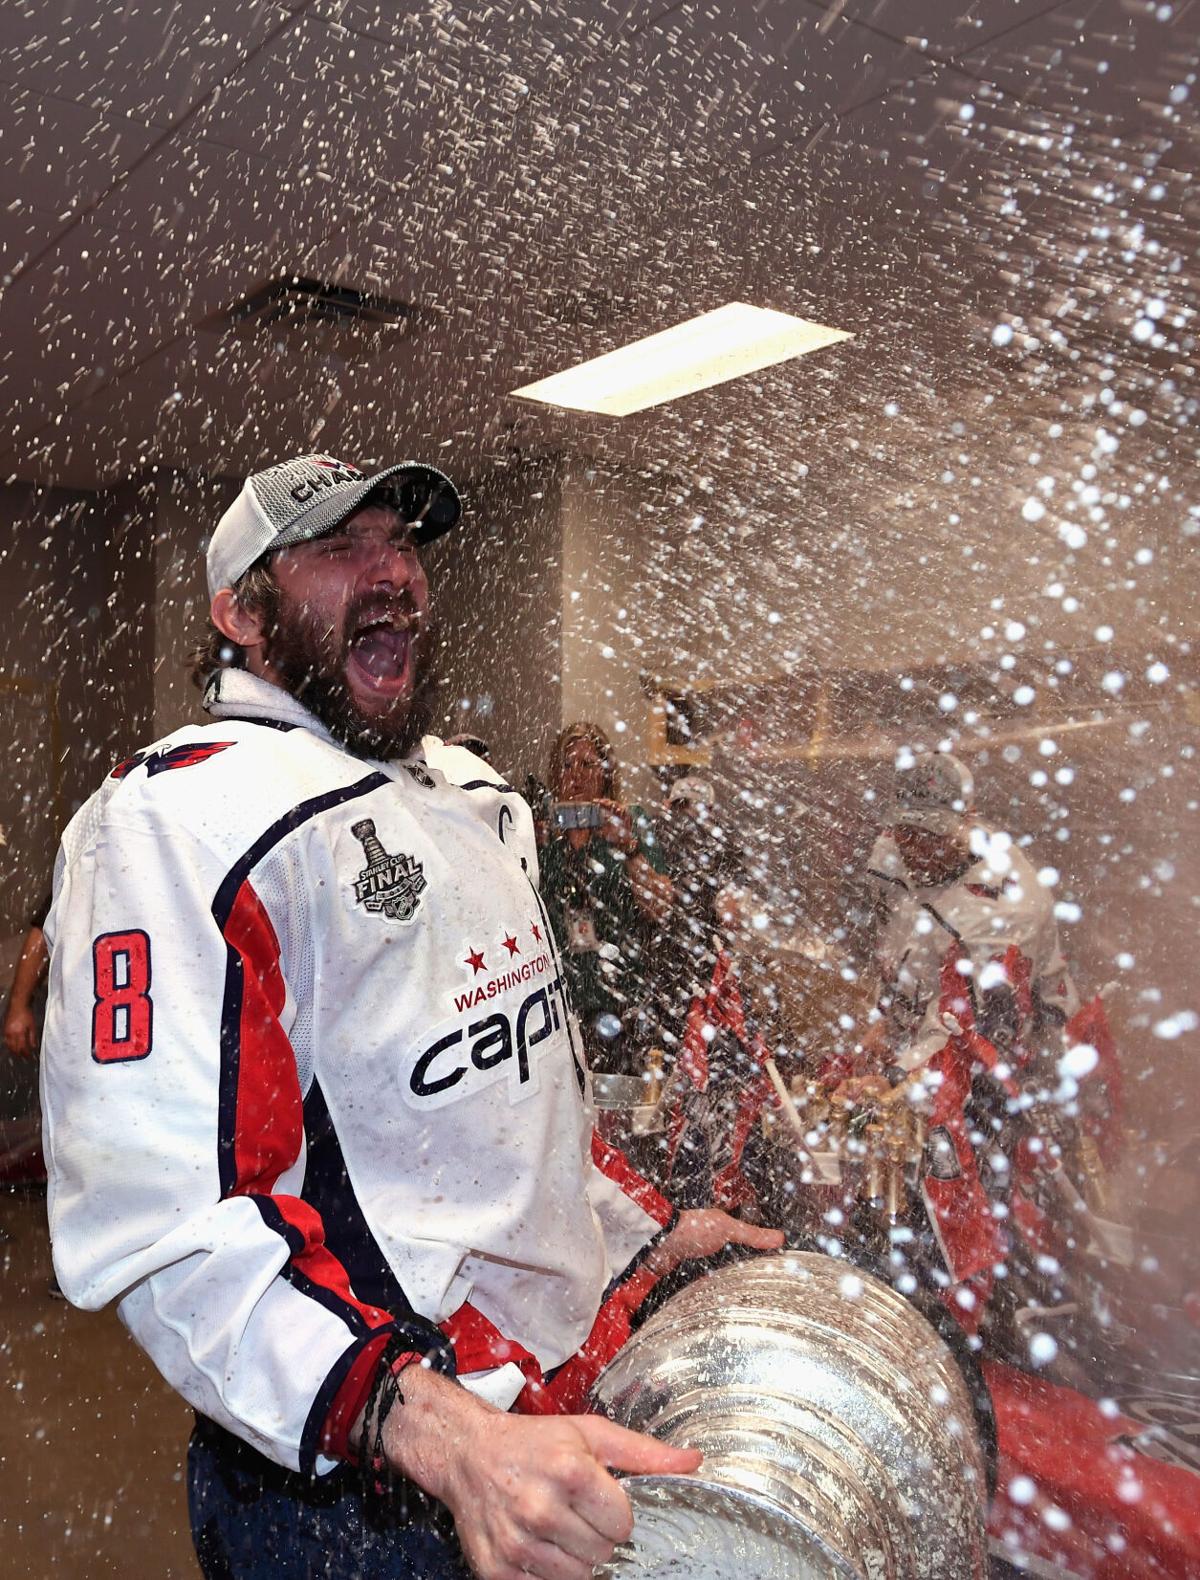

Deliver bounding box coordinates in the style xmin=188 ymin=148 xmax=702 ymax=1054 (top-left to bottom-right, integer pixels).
xmin=187 ymin=1417 xmax=471 ymax=1580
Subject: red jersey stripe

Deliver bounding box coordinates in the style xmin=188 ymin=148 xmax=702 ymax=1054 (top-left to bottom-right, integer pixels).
xmin=221 ymin=882 xmax=393 ymax=1333
xmin=590 ymin=1131 xmax=673 ymax=1227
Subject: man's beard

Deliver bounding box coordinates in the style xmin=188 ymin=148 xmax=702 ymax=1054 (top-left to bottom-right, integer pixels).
xmin=262 ymin=591 xmax=440 ymax=761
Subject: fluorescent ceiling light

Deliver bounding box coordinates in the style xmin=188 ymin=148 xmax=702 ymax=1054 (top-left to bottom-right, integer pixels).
xmin=511 ymin=302 xmax=852 ymax=417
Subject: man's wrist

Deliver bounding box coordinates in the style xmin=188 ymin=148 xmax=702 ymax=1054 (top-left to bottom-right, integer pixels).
xmin=380 ymin=1362 xmax=496 ymax=1506
xmin=333 ymin=1335 xmax=417 ymax=1463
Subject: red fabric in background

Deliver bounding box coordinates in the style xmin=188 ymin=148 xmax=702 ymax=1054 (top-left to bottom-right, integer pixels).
xmin=922 ymin=1035 xmax=1004 ymax=1288
xmin=667 ymin=949 xmax=773 ymax=1205
xmin=986 ymin=1360 xmax=1200 ymax=1579
xmin=1063 ymin=996 xmax=1125 ymax=1166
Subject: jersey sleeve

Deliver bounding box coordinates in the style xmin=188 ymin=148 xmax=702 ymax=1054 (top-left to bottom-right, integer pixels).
xmin=1031 ymin=925 xmax=1081 ymax=1026
xmin=881 ymin=925 xmax=950 ymax=1072
xmin=41 ymin=810 xmax=448 ymax=1475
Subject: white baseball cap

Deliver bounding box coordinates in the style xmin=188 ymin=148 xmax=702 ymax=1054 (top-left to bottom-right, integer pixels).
xmin=669 ymin=774 xmax=715 ymax=806
xmin=883 ymin=752 xmax=974 ymax=834
xmin=206 ymin=452 xmax=462 ymax=598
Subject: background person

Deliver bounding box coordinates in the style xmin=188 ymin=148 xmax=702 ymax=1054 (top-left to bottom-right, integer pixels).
xmin=1 ymin=893 xmax=52 ymax=1207
xmin=840 ymin=753 xmax=1093 ymax=1336
xmin=3 ymin=897 xmax=49 ymax=1060
xmin=863 ymin=754 xmax=1079 ymax=1083
xmin=539 ymin=722 xmax=673 ymax=1075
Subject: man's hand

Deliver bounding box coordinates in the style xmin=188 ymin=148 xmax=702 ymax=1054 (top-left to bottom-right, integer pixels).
xmin=380 ymin=1367 xmax=702 ymax=1580
xmin=855 ymin=1019 xmax=891 ymax=1062
xmin=644 ymin=1209 xmax=784 ymax=1278
xmin=594 ymin=798 xmax=637 ymax=853
xmin=3 ymin=1004 xmax=38 ymax=1058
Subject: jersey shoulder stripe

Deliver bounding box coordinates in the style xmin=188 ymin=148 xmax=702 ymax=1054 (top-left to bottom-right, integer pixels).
xmin=65 ymin=720 xmax=378 ymax=875
xmin=210 ymin=771 xmax=389 ymax=926
xmin=458 ymin=779 xmax=521 ymax=795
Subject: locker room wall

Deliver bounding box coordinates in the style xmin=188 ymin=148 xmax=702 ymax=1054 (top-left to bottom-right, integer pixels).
xmin=0 ymin=480 xmax=154 ymax=938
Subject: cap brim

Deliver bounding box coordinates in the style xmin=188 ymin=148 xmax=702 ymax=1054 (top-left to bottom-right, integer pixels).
xmin=883 ymin=804 xmax=969 ymax=836
xmin=268 ymin=462 xmax=462 ymax=556
xmin=373 ymin=463 xmax=463 ymax=543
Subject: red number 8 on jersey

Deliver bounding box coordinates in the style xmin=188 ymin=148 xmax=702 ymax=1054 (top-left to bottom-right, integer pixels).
xmin=92 ymin=931 xmax=153 ymax=1063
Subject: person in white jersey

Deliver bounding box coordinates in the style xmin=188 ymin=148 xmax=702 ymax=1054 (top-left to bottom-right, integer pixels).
xmin=40 ymin=452 xmax=780 ymax=1580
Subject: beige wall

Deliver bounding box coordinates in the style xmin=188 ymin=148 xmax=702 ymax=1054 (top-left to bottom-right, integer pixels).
xmin=430 ymin=457 xmax=564 ymax=787
xmin=152 ymin=472 xmax=237 ymax=739
xmin=0 ymin=480 xmax=155 ymax=935
xmin=552 ymin=435 xmax=1198 ymax=1172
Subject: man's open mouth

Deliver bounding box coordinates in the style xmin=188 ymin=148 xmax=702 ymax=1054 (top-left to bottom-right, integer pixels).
xmin=346 ymin=611 xmax=414 ymax=696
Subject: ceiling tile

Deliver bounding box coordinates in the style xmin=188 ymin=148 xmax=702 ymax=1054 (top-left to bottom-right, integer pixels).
xmin=0 ymin=0 xmax=296 ymax=128
xmin=1 ymin=0 xmax=1193 ymax=498
xmin=309 ymin=0 xmax=640 ymax=62
xmin=99 ymin=137 xmax=345 ymax=280
xmin=957 ymin=0 xmax=1195 ymax=147
xmin=0 ymin=202 xmax=67 ymax=283
xmin=0 ymin=88 xmax=160 ymax=219
xmin=806 ymin=0 xmax=1059 ymax=53
xmin=189 ymin=13 xmax=432 ymax=176
xmin=0 ymin=218 xmax=287 ymax=460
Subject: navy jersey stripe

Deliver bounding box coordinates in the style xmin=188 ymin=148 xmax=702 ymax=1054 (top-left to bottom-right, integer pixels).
xmin=249 ymin=1196 xmax=371 ymax=1339
xmin=458 ymin=779 xmax=521 ymax=794
xmin=599 ymin=1206 xmax=680 ymax=1306
xmin=301 ymin=1077 xmax=429 ymax=1320
xmin=212 ymin=771 xmax=389 ymax=927
xmin=212 ymin=772 xmax=390 ymax=1197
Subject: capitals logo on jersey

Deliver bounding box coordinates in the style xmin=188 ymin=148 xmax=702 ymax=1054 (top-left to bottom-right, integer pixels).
xmin=350 ymin=819 xmax=426 ymax=922
xmin=110 ymin=742 xmax=235 ymax=780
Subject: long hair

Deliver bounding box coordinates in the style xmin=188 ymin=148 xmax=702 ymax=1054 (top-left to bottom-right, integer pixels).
xmin=186 ymin=562 xmax=280 ymax=690
xmin=547 ymin=721 xmax=620 ymax=802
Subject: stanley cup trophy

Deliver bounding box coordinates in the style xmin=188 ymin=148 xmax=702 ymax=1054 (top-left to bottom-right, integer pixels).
xmin=590 ymin=1252 xmax=988 ymax=1578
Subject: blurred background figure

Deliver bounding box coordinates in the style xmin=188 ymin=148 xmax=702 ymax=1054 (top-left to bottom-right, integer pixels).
xmin=1 ymin=893 xmax=50 ymax=1192
xmin=445 ymin=731 xmax=493 ymax=765
xmin=653 ymin=774 xmax=735 ymax=1050
xmin=867 ymin=753 xmax=1080 ymax=1074
xmin=539 ymin=722 xmax=672 ymax=1075
xmin=813 ymin=753 xmax=1134 ymax=1361
xmin=3 ymin=900 xmax=48 ymax=1060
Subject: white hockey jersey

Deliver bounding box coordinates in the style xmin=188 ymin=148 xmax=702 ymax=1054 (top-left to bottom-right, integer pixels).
xmin=875 ymin=830 xmax=1080 ymax=1071
xmin=41 ymin=670 xmax=671 ymax=1474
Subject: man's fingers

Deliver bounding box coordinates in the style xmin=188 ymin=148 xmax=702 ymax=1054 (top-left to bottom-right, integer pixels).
xmin=725 ymin=1221 xmax=784 ymax=1251
xmin=511 ymin=1534 xmax=601 ymax=1580
xmin=533 ymin=1506 xmax=622 ymax=1568
xmin=521 ymin=1529 xmax=610 ymax=1580
xmin=555 ymin=1454 xmax=633 ymax=1547
xmin=572 ymin=1415 xmax=704 ymax=1479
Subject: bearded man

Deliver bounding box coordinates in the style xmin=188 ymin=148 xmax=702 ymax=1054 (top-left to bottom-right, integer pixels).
xmin=40 ymin=453 xmax=779 ymax=1580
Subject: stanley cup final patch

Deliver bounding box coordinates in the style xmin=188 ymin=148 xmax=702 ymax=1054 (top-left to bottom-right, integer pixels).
xmin=350 ymin=819 xmax=427 ymax=922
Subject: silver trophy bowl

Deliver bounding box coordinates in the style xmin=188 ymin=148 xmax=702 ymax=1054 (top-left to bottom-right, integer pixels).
xmin=591 ymin=1073 xmax=664 ymax=1140
xmin=590 ymin=1072 xmax=666 ymax=1183
xmin=591 ymin=1252 xmax=988 ymax=1578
